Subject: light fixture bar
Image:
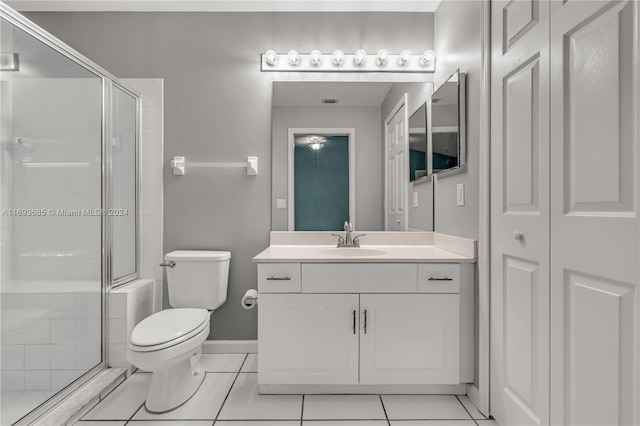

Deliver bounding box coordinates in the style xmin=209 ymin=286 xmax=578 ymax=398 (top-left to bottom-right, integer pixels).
xmin=260 ymin=51 xmax=435 ymax=73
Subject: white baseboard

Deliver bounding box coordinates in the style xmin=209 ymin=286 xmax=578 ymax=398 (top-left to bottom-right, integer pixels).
xmin=259 ymin=383 xmax=467 ymax=395
xmin=203 ymin=340 xmax=257 ymax=354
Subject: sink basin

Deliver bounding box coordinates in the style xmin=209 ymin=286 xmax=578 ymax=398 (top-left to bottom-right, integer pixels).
xmin=320 ymin=248 xmax=388 ymax=257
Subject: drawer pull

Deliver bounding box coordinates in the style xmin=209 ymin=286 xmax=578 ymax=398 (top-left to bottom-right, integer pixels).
xmin=428 ymin=277 xmax=453 ymax=281
xmin=363 ymin=309 xmax=368 ymax=334
xmin=266 ymin=277 xmax=291 ymax=281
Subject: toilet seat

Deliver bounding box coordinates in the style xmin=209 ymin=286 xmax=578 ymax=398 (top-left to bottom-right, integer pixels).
xmin=129 ymin=308 xmax=209 ymax=352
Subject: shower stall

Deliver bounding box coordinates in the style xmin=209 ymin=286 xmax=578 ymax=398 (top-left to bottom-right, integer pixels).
xmin=0 ymin=5 xmax=139 ymax=425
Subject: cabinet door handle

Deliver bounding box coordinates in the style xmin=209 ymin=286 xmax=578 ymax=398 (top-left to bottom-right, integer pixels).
xmin=266 ymin=277 xmax=291 ymax=281
xmin=352 ymin=310 xmax=356 ymax=334
xmin=428 ymin=277 xmax=453 ymax=281
xmin=363 ymin=309 xmax=368 ymax=334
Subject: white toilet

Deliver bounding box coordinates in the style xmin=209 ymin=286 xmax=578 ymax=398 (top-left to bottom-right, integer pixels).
xmin=126 ymin=250 xmax=230 ymax=413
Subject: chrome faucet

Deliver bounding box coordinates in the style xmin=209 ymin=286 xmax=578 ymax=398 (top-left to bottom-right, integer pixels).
xmin=332 ymin=221 xmax=366 ymax=247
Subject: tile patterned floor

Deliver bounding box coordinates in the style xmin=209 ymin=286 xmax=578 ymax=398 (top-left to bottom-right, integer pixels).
xmin=76 ymin=354 xmax=498 ymax=426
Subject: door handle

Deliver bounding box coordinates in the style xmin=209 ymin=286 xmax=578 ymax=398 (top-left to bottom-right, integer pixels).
xmin=352 ymin=310 xmax=356 ymax=334
xmin=513 ymin=231 xmax=524 ymax=241
xmin=363 ymin=309 xmax=368 ymax=334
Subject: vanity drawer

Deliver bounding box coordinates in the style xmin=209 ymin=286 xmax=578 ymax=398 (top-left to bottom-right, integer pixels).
xmin=417 ymin=264 xmax=460 ymax=293
xmin=302 ymin=263 xmax=417 ymax=293
xmin=258 ymin=263 xmax=301 ymax=293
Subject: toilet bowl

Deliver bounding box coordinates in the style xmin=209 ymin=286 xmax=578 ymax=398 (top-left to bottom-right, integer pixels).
xmin=126 ymin=250 xmax=230 ymax=413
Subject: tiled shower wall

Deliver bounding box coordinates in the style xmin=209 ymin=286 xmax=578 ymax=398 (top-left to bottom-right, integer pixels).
xmin=1 ymin=78 xmax=102 ymax=392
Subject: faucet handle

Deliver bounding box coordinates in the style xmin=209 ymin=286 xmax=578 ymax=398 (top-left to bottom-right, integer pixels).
xmin=343 ymin=221 xmax=350 ymax=231
xmin=331 ymin=233 xmax=345 ymax=244
xmin=353 ymin=234 xmax=366 ymax=245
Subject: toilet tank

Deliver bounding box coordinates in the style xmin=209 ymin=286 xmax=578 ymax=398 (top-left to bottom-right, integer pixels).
xmin=164 ymin=250 xmax=230 ymax=310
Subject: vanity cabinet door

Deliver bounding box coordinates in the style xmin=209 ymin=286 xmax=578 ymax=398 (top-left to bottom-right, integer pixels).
xmin=359 ymin=293 xmax=460 ymax=385
xmin=258 ymin=293 xmax=359 ymax=385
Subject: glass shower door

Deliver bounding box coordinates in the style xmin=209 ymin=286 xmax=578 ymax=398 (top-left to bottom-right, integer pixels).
xmin=0 ymin=18 xmax=103 ymax=425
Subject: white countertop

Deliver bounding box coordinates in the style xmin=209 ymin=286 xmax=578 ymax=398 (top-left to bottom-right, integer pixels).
xmin=253 ymin=244 xmax=475 ymax=263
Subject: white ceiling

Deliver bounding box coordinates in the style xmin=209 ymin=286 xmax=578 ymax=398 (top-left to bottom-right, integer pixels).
xmin=6 ymin=0 xmax=441 ymax=12
xmin=273 ymin=82 xmax=394 ymax=107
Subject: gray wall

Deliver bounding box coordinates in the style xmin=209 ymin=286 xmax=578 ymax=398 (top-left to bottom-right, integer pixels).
xmin=272 ymin=106 xmax=383 ymax=231
xmin=433 ymin=1 xmax=481 ymax=239
xmin=26 ymin=11 xmax=435 ymax=340
xmin=381 ymin=82 xmax=434 ymax=231
xmin=434 ymin=0 xmax=483 ymax=385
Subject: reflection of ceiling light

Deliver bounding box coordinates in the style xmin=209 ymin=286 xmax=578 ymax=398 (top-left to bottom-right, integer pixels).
xmin=307 ymin=135 xmax=326 ymax=150
xmin=0 ymin=53 xmax=19 ymax=71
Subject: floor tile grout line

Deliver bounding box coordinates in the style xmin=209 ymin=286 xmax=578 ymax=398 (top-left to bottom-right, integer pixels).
xmin=300 ymin=394 xmax=305 ymax=426
xmin=212 ymin=353 xmax=248 ymax=423
xmin=123 ymin=401 xmax=146 ymax=426
xmin=378 ymin=394 xmax=391 ymax=426
xmin=455 ymin=394 xmax=479 ymax=424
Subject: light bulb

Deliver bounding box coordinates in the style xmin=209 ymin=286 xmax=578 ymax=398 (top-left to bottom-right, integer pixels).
xmin=376 ymin=49 xmax=388 ymax=66
xmin=310 ymin=50 xmax=323 ymax=67
xmin=354 ymin=49 xmax=367 ymax=67
xmin=264 ymin=50 xmax=278 ymax=66
xmin=288 ymin=50 xmax=300 ymax=66
xmin=398 ymin=49 xmax=412 ymax=67
xmin=420 ymin=50 xmax=435 ymax=66
xmin=332 ymin=50 xmax=345 ymax=66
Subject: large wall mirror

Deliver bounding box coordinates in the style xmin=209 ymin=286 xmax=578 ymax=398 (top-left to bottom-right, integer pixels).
xmin=271 ymin=81 xmax=434 ymax=232
xmin=431 ymin=69 xmax=466 ymax=174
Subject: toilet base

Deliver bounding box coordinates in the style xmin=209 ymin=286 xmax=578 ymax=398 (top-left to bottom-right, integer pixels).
xmin=144 ymin=350 xmax=206 ymax=413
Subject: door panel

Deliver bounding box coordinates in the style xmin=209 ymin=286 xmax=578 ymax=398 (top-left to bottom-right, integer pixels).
xmin=258 ymin=293 xmax=359 ymax=385
xmin=359 ymin=294 xmax=460 ymax=385
xmin=385 ymin=98 xmax=408 ymax=231
xmin=550 ymin=1 xmax=639 ymax=424
xmin=491 ymin=0 xmax=550 ymax=424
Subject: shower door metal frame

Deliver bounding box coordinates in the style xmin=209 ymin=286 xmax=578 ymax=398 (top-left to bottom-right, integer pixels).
xmin=0 ymin=3 xmax=140 ymax=425
xmin=109 ymin=81 xmax=141 ymax=288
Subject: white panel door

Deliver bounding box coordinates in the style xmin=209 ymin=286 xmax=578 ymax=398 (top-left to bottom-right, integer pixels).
xmin=549 ymin=1 xmax=639 ymax=424
xmin=359 ymin=294 xmax=460 ymax=385
xmin=385 ymin=95 xmax=409 ymax=231
xmin=258 ymin=293 xmax=359 ymax=385
xmin=490 ymin=0 xmax=551 ymax=424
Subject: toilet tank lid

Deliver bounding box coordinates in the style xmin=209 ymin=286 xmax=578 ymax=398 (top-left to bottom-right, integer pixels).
xmin=165 ymin=250 xmax=231 ymax=261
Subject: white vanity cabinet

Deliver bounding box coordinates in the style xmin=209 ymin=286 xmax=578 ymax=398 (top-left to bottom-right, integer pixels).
xmin=257 ymin=262 xmax=473 ymax=387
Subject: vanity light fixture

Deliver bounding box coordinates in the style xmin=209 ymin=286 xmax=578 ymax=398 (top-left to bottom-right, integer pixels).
xmin=376 ymin=49 xmax=389 ymax=66
xmin=260 ymin=49 xmax=434 ymax=73
xmin=332 ymin=50 xmax=345 ymax=66
xmin=287 ymin=50 xmax=300 ymax=66
xmin=264 ymin=50 xmax=278 ymax=66
xmin=354 ymin=49 xmax=367 ymax=67
xmin=420 ymin=50 xmax=435 ymax=67
xmin=398 ymin=49 xmax=412 ymax=67
xmin=309 ymin=50 xmax=323 ymax=67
